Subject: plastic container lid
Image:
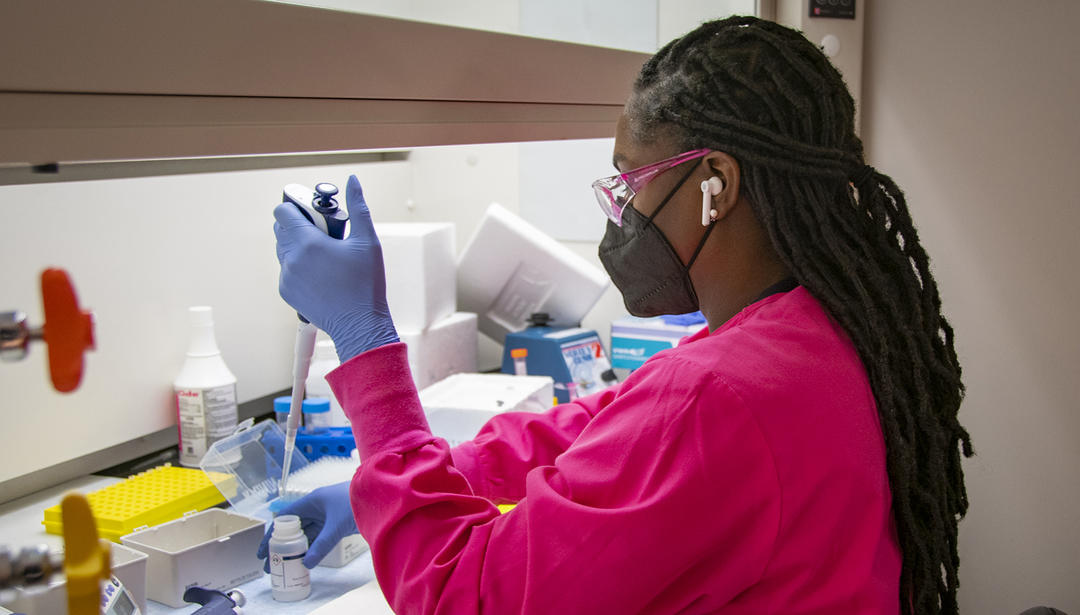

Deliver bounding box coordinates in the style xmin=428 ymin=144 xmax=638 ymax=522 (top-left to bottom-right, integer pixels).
xmin=302 ymin=398 xmax=330 ymax=414
xmin=274 ymin=396 xmax=291 ymax=413
xmin=199 ymin=419 xmax=311 ymax=520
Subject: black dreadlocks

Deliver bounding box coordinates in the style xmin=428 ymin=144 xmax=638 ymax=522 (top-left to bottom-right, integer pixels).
xmin=627 ymin=16 xmax=973 ymax=615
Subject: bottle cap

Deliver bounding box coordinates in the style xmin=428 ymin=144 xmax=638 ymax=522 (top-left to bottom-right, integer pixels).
xmin=274 ymin=396 xmax=291 ymax=414
xmin=313 ymin=339 xmax=337 ymax=362
xmin=189 ymin=306 xmax=213 ymax=327
xmin=185 ymin=306 xmax=221 ymax=357
xmin=272 ymin=514 xmax=303 ymax=539
xmin=302 ymin=398 xmax=330 ymax=414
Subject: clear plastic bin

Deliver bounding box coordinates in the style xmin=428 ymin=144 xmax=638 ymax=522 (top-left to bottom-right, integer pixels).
xmin=199 ymin=418 xmax=312 ymax=520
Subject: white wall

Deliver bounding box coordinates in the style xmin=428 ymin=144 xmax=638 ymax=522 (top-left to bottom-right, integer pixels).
xmin=861 ymin=1 xmax=1080 ymax=612
xmin=0 ymin=160 xmax=411 ymax=484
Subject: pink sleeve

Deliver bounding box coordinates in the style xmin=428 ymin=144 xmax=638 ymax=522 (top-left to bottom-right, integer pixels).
xmin=328 ymin=342 xmax=781 ymax=615
xmin=450 ymin=386 xmax=616 ymax=503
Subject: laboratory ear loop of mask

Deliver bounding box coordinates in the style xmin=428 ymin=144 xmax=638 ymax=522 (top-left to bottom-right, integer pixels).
xmin=598 ymin=162 xmax=721 ymax=317
xmin=278 ymin=182 xmax=348 ymax=496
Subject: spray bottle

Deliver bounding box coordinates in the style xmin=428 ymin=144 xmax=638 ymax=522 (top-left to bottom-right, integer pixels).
xmin=174 ymin=306 xmax=238 ymax=467
xmin=306 ymin=339 xmax=347 ymax=426
xmin=279 ymin=183 xmax=349 ymax=494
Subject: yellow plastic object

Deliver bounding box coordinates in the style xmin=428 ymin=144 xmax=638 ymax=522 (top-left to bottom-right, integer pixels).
xmin=43 ymin=465 xmax=233 ymax=542
xmin=62 ymin=492 xmax=110 ymax=615
xmin=497 ymin=503 xmax=516 ymax=514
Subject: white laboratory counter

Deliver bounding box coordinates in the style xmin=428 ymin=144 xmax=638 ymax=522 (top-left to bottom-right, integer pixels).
xmin=0 ymin=475 xmax=388 ymax=614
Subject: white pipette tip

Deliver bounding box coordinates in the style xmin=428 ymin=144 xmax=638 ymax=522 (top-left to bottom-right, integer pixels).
xmin=281 ymin=322 xmax=319 ymax=494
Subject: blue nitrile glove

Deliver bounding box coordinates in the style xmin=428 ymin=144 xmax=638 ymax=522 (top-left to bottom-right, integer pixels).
xmin=274 ymin=175 xmax=400 ymax=362
xmin=257 ymin=481 xmax=358 ymax=570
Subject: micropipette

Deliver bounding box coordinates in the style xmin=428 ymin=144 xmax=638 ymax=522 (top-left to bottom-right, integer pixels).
xmin=279 ymin=182 xmax=348 ymax=496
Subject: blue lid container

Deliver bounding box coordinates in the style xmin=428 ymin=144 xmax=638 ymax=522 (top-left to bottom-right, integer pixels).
xmin=302 ymin=398 xmax=330 ymax=414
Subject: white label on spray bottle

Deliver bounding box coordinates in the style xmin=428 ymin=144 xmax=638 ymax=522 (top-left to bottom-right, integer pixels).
xmin=176 ymin=383 xmax=238 ymax=466
xmin=270 ymin=550 xmax=310 ymax=591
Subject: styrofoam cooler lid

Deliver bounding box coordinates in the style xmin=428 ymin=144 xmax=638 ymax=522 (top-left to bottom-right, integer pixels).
xmin=419 ymin=373 xmax=553 ymax=413
xmin=198 ymin=418 xmax=311 ymax=520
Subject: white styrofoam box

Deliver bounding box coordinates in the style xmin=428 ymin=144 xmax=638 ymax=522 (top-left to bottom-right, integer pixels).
xmin=375 ymin=222 xmax=457 ymax=332
xmin=399 ymin=312 xmax=479 ymax=389
xmin=3 ymin=542 xmax=148 ymax=615
xmin=419 ymin=373 xmax=554 ymax=447
xmin=309 ymin=579 xmax=394 ymax=615
xmin=120 ymin=509 xmax=263 ymax=608
xmin=457 ymin=203 xmax=610 ymax=343
xmin=320 ymin=534 xmax=369 ymax=568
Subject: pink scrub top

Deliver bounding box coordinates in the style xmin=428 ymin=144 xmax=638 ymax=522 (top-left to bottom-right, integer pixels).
xmin=327 ymin=286 xmax=901 ymax=614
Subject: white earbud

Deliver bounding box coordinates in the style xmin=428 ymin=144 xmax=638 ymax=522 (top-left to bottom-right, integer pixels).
xmin=700 ymin=176 xmax=724 ymax=226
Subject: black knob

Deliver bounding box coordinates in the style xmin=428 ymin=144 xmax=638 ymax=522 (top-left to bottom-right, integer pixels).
xmin=526 ymin=312 xmax=553 ymax=327
xmin=314 ymin=182 xmax=339 ymax=211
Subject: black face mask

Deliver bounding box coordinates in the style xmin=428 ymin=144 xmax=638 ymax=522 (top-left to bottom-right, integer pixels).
xmin=598 ymin=163 xmax=718 ymax=317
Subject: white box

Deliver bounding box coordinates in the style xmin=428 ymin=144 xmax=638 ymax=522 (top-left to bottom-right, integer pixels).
xmin=376 ymin=222 xmax=457 ymax=331
xmin=319 ymin=534 xmax=369 ymax=568
xmin=457 ymin=203 xmax=610 ymax=342
xmin=610 ymin=315 xmax=705 ymax=370
xmin=121 ymin=509 xmax=264 ymax=608
xmin=3 ymin=542 xmax=148 ymax=615
xmin=419 ymin=373 xmax=554 ymax=447
xmin=400 ymin=312 xmax=478 ymax=389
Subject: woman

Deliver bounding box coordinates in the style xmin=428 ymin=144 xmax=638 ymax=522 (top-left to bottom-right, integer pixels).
xmin=268 ymin=16 xmax=972 ymax=615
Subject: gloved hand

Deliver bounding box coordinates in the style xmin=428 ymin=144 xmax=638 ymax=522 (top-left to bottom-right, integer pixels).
xmin=257 ymin=481 xmax=358 ymax=570
xmin=274 ymin=175 xmax=400 ymax=362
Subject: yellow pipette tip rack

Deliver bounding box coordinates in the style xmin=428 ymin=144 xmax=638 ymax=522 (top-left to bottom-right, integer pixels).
xmin=43 ymin=464 xmax=234 ymax=542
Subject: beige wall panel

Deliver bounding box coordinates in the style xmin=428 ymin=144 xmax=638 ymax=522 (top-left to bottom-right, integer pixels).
xmin=861 ymin=1 xmax=1080 ymax=612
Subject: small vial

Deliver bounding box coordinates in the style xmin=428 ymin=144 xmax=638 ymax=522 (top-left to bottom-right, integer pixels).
xmin=269 ymin=515 xmax=311 ymax=601
xmin=273 ymin=396 xmax=293 ymax=429
xmin=510 ymin=348 xmax=528 ymax=376
xmin=302 ymin=397 xmax=332 ymax=432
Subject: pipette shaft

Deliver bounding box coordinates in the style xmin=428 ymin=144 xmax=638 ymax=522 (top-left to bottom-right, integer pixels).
xmin=281 ymin=321 xmax=317 ymax=495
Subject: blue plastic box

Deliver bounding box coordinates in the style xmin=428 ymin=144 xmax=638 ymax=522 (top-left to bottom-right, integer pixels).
xmin=610 ymin=314 xmax=707 ymax=370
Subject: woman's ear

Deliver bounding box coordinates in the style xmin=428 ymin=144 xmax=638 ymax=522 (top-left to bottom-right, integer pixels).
xmin=703 ymin=151 xmax=740 ymax=221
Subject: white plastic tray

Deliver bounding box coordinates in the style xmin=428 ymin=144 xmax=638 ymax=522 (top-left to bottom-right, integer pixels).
xmin=2 ymin=541 xmax=148 ymax=615
xmin=121 ymin=508 xmax=263 ymax=608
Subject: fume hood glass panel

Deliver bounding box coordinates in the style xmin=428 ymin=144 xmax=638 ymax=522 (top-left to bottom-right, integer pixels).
xmin=261 ymin=0 xmax=760 ymax=53
xmin=0 ymin=135 xmax=615 ymax=496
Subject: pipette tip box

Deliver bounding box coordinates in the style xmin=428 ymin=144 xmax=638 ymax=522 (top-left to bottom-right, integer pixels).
xmin=42 ymin=464 xmax=231 ymax=543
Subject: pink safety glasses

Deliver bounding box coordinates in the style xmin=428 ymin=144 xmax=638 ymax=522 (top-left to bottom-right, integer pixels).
xmin=591 ymin=148 xmax=710 ymax=225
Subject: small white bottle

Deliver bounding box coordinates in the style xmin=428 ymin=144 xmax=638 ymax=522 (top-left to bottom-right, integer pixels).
xmin=306 ymin=339 xmax=348 ymax=427
xmin=302 ymin=397 xmax=332 ymax=433
xmin=173 ymin=306 xmax=238 ymax=467
xmin=269 ymin=515 xmax=312 ymax=601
